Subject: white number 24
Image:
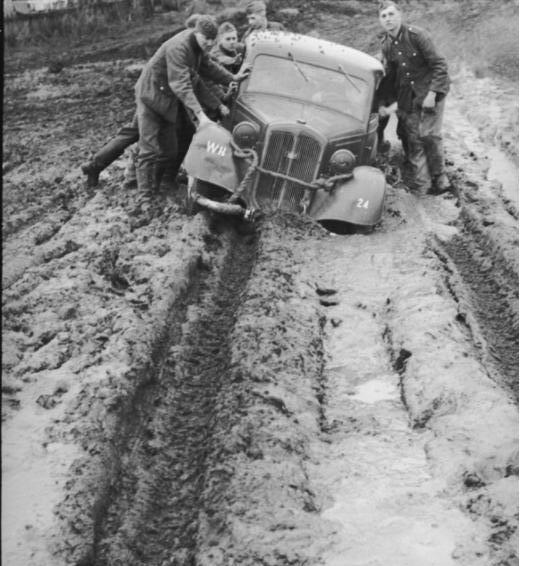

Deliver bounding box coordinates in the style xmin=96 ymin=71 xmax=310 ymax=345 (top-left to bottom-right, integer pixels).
xmin=356 ymin=198 xmax=370 ymax=209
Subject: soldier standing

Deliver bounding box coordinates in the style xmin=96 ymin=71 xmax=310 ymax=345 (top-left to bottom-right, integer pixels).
xmin=378 ymin=1 xmax=451 ymax=194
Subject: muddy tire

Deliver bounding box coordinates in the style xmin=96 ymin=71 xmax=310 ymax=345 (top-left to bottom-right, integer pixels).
xmin=319 ymin=219 xmax=369 ymax=235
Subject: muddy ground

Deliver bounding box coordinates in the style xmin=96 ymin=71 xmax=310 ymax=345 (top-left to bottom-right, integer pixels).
xmin=2 ymin=1 xmax=518 ymax=565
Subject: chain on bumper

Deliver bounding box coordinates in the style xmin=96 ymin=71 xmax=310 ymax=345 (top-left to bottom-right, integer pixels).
xmin=194 ymin=139 xmax=354 ymax=220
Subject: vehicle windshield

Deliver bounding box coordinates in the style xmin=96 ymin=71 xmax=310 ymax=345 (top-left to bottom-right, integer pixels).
xmin=245 ymin=54 xmax=371 ymax=121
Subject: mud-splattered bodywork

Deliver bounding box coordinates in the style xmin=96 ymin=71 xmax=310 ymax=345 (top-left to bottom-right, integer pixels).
xmin=184 ymin=30 xmax=387 ymax=228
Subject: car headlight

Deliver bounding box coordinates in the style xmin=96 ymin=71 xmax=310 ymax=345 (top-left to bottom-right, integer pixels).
xmin=232 ymin=121 xmax=260 ymax=149
xmin=329 ymin=149 xmax=356 ymax=174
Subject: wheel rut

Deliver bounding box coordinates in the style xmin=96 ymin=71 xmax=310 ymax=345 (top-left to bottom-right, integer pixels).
xmin=93 ymin=224 xmax=258 ymax=566
xmin=434 ymin=234 xmax=518 ymax=399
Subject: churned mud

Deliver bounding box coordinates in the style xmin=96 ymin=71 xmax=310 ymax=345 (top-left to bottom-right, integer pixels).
xmin=3 ymin=2 xmax=518 ymax=566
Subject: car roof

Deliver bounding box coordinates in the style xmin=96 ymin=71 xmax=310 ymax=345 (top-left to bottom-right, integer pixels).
xmin=244 ymin=30 xmax=384 ymax=79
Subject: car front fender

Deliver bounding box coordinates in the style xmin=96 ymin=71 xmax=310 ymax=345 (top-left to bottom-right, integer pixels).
xmin=308 ymin=166 xmax=386 ymax=227
xmin=183 ymin=122 xmax=241 ymax=193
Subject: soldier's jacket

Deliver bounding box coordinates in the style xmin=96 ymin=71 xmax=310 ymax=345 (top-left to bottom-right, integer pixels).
xmin=135 ymin=29 xmax=235 ymax=123
xmin=381 ymin=25 xmax=450 ymax=113
xmin=198 ymin=43 xmax=245 ymax=112
xmin=210 ymin=43 xmax=243 ymax=74
xmin=375 ymin=63 xmax=397 ymax=107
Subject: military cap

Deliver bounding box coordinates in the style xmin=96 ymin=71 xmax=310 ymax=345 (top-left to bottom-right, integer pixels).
xmin=246 ymin=1 xmax=267 ymax=15
xmin=195 ymin=14 xmax=219 ymax=39
xmin=186 ymin=13 xmax=201 ymax=29
xmin=378 ymin=1 xmax=400 ymax=13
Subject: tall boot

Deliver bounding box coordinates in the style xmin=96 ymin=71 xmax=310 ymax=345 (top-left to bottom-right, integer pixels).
xmin=154 ymin=163 xmax=165 ymax=195
xmin=131 ymin=162 xmax=159 ymax=217
xmin=160 ymin=165 xmax=179 ymax=193
xmin=123 ymin=148 xmax=138 ymax=190
xmin=136 ymin=162 xmax=157 ymax=195
xmin=81 ymin=119 xmax=139 ymax=188
xmin=82 ymin=140 xmax=130 ymax=188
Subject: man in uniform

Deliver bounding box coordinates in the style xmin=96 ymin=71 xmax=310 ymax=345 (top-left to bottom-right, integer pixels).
xmin=211 ymin=22 xmax=244 ymax=73
xmin=134 ymin=15 xmax=249 ymax=197
xmin=202 ymin=22 xmax=244 ymax=120
xmin=80 ymin=14 xmax=203 ymax=189
xmin=378 ymin=1 xmax=451 ymax=194
xmin=241 ymin=0 xmax=284 ymax=42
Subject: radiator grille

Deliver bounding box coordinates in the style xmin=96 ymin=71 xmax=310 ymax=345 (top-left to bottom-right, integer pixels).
xmin=255 ymin=129 xmax=322 ymax=212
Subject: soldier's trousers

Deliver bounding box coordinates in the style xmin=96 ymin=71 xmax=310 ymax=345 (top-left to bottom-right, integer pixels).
xmin=399 ymin=98 xmax=445 ymax=192
xmin=136 ymin=100 xmax=195 ymax=190
xmin=377 ymin=114 xmax=409 ymax=157
xmin=91 ymin=113 xmax=139 ymax=171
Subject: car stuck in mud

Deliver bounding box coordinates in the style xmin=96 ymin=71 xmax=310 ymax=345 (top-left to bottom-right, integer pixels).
xmin=184 ymin=30 xmax=387 ymax=231
xmin=2 ymin=1 xmax=519 ymax=564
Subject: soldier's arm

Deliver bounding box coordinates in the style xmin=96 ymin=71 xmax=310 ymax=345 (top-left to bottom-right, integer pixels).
xmin=200 ymin=54 xmax=236 ymax=86
xmin=196 ymin=79 xmax=223 ymax=112
xmin=210 ymin=47 xmax=239 ymax=69
xmin=412 ymin=29 xmax=449 ymax=95
xmin=166 ymin=41 xmax=204 ymax=118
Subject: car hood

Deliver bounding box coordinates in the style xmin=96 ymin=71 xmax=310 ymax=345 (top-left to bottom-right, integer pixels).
xmin=238 ymin=93 xmax=366 ymax=139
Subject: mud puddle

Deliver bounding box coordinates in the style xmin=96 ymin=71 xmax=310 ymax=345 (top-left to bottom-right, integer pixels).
xmin=308 ymin=237 xmax=485 ymax=565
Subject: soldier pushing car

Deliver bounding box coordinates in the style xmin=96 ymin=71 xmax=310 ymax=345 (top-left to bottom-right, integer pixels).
xmin=81 ymin=14 xmax=253 ymax=190
xmin=133 ymin=15 xmax=250 ymax=200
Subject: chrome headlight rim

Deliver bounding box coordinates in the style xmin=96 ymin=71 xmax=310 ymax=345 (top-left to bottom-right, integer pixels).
xmin=329 ymin=148 xmax=356 ymax=175
xmin=232 ymin=121 xmax=260 ymax=149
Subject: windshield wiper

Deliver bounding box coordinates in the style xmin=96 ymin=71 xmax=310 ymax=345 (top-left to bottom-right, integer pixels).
xmin=288 ymin=51 xmax=311 ymax=83
xmin=338 ymin=64 xmax=362 ymax=94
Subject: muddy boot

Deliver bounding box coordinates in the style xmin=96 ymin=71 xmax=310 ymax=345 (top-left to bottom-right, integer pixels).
xmin=429 ymin=173 xmax=451 ymax=195
xmin=160 ymin=168 xmax=179 ymax=194
xmin=81 ymin=161 xmax=101 ymax=188
xmin=82 ymin=140 xmax=130 ymax=188
xmin=123 ymin=149 xmax=138 ymax=190
xmin=130 ymin=163 xmax=157 ymax=215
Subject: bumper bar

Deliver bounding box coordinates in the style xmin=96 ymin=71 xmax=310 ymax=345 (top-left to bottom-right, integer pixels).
xmin=194 ymin=195 xmax=255 ymax=221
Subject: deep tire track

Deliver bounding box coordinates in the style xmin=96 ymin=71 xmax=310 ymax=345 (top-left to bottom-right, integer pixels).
xmin=93 ymin=223 xmax=258 ymax=566
xmin=436 ymin=232 xmax=519 ymax=399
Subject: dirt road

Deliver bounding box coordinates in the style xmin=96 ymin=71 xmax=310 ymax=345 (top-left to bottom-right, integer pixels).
xmin=2 ymin=2 xmax=518 ymax=565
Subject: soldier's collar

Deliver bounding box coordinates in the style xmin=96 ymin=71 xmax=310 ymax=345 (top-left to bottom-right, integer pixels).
xmin=219 ymin=44 xmax=237 ymax=56
xmin=190 ymin=31 xmax=202 ymax=54
xmin=394 ymin=25 xmax=405 ymax=41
